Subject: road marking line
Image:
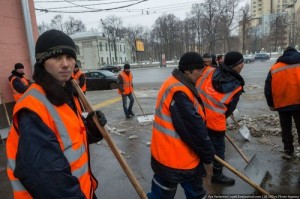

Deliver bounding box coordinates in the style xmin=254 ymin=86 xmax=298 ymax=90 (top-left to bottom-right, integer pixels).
xmin=92 ymin=96 xmax=122 ymax=110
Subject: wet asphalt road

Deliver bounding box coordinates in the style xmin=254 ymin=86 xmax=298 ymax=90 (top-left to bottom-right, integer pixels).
xmin=1 ymin=60 xmax=300 ymax=198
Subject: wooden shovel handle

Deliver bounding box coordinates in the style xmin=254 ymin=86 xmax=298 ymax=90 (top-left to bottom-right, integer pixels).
xmin=225 ymin=134 xmax=249 ymax=163
xmin=214 ymin=155 xmax=274 ymax=198
xmin=72 ymin=80 xmax=147 ymax=199
xmin=230 ymin=114 xmax=241 ymax=127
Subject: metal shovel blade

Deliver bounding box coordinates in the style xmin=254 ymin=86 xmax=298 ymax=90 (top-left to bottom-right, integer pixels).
xmin=137 ymin=114 xmax=154 ymax=124
xmin=239 ymin=124 xmax=252 ymax=141
xmin=243 ymin=154 xmax=267 ymax=185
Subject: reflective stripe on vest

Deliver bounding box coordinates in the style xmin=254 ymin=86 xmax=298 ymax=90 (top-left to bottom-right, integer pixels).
xmin=270 ymin=62 xmax=300 ymax=108
xmin=6 ymin=84 xmax=94 ymax=198
xmin=151 ymin=76 xmax=205 ymax=169
xmin=10 ymin=76 xmax=30 ymax=101
xmin=118 ymin=71 xmax=133 ymax=94
xmin=196 ymin=66 xmax=242 ymax=131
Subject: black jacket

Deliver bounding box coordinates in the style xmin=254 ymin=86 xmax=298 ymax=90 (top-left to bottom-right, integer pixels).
xmin=151 ymin=69 xmax=215 ymax=183
xmin=8 ymin=70 xmax=31 ymax=94
xmin=212 ymin=66 xmax=244 ymax=115
xmin=264 ymin=50 xmax=300 ymax=111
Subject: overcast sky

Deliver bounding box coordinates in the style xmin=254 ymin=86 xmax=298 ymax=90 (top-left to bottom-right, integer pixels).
xmin=34 ymin=0 xmax=205 ymax=30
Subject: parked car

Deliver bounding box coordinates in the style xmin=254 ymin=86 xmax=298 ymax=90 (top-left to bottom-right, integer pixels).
xmin=243 ymin=55 xmax=255 ymax=63
xmin=84 ymin=70 xmax=118 ymax=91
xmin=99 ymin=65 xmax=121 ymax=73
xmin=254 ymin=53 xmax=270 ymax=61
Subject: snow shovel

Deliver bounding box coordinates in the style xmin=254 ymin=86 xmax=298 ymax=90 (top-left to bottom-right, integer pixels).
xmin=230 ymin=114 xmax=252 ymax=141
xmin=132 ymin=91 xmax=154 ymax=124
xmin=214 ymin=155 xmax=274 ymax=198
xmin=225 ymin=134 xmax=268 ymax=186
xmin=72 ymin=80 xmax=147 ymax=199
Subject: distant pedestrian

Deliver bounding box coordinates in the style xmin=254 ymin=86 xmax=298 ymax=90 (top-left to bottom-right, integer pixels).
xmin=148 ymin=52 xmax=215 ymax=199
xmin=72 ymin=62 xmax=86 ymax=94
xmin=196 ymin=51 xmax=245 ymax=186
xmin=118 ymin=63 xmax=135 ymax=118
xmin=8 ymin=63 xmax=31 ymax=101
xmin=264 ymin=46 xmax=300 ymax=160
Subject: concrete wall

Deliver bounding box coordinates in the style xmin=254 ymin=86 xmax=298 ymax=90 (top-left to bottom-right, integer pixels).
xmin=0 ymin=0 xmax=38 ymax=128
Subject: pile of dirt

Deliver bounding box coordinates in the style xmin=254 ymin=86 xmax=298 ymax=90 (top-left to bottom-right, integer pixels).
xmin=228 ymin=114 xmax=298 ymax=138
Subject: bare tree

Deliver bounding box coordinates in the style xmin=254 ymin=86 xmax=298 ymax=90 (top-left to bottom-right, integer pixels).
xmin=64 ymin=16 xmax=86 ymax=35
xmin=38 ymin=21 xmax=51 ymax=34
xmin=50 ymin=15 xmax=64 ymax=31
xmin=100 ymin=15 xmax=123 ymax=63
xmin=239 ymin=3 xmax=251 ymax=54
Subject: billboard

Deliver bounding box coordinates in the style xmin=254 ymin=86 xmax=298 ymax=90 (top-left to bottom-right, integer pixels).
xmin=135 ymin=39 xmax=144 ymax=52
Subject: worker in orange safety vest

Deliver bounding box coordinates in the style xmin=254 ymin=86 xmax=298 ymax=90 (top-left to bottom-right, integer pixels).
xmin=265 ymin=46 xmax=300 ymax=160
xmin=72 ymin=62 xmax=86 ymax=94
xmin=148 ymin=52 xmax=215 ymax=199
xmin=6 ymin=29 xmax=107 ymax=199
xmin=196 ymin=51 xmax=245 ymax=186
xmin=117 ymin=63 xmax=135 ymax=118
xmin=8 ymin=63 xmax=31 ymax=101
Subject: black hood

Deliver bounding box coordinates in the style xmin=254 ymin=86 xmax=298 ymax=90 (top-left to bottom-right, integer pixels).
xmin=212 ymin=65 xmax=245 ymax=93
xmin=276 ymin=50 xmax=300 ymax=64
xmin=8 ymin=70 xmax=24 ymax=81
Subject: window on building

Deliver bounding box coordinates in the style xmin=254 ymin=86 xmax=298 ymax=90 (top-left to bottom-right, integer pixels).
xmin=101 ymin=57 xmax=104 ymax=65
xmin=124 ymin=45 xmax=125 ymax=53
xmin=111 ymin=44 xmax=114 ymax=51
xmin=120 ymin=45 xmax=122 ymax=52
xmin=107 ymin=57 xmax=109 ymax=64
xmin=125 ymin=57 xmax=127 ymax=62
xmin=120 ymin=57 xmax=122 ymax=63
xmin=75 ymin=45 xmax=80 ymax=55
xmin=82 ymin=41 xmax=93 ymax=48
xmin=99 ymin=42 xmax=102 ymax=51
xmin=105 ymin=43 xmax=108 ymax=51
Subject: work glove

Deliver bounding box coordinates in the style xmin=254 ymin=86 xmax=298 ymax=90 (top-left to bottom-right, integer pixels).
xmin=85 ymin=110 xmax=107 ymax=144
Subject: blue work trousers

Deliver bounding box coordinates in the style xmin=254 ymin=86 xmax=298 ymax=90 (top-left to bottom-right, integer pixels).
xmin=122 ymin=93 xmax=134 ymax=116
xmin=209 ymin=134 xmax=225 ymax=170
xmin=147 ymin=174 xmax=206 ymax=199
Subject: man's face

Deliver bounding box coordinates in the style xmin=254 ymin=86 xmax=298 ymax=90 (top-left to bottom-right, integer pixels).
xmin=185 ymin=68 xmax=204 ymax=84
xmin=44 ymin=54 xmax=76 ymax=85
xmin=204 ymin=60 xmax=212 ymax=66
xmin=218 ymin=57 xmax=224 ymax=64
xmin=232 ymin=62 xmax=244 ymax=74
xmin=124 ymin=69 xmax=130 ymax=74
xmin=16 ymin=68 xmax=24 ymax=74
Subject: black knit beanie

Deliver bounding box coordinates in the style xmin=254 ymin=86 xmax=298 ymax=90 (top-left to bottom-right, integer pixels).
xmin=283 ymin=46 xmax=297 ymax=54
xmin=35 ymin=29 xmax=77 ymax=65
xmin=224 ymin=51 xmax=244 ymax=68
xmin=178 ymin=52 xmax=205 ymax=71
xmin=14 ymin=63 xmax=24 ymax=70
xmin=124 ymin=63 xmax=130 ymax=69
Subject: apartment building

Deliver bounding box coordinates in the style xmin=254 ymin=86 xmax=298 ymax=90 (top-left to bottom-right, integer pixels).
xmin=249 ymin=0 xmax=300 ymax=48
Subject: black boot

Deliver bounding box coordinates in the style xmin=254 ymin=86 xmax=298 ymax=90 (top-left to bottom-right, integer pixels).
xmin=211 ymin=168 xmax=235 ymax=186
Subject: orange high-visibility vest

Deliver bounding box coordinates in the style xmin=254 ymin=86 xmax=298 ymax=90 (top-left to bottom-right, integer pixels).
xmin=72 ymin=70 xmax=86 ymax=92
xmin=196 ymin=66 xmax=242 ymax=131
xmin=270 ymin=62 xmax=300 ymax=109
xmin=9 ymin=76 xmax=30 ymax=101
xmin=151 ymin=75 xmax=205 ymax=169
xmin=6 ymin=84 xmax=97 ymax=199
xmin=118 ymin=71 xmax=133 ymax=94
